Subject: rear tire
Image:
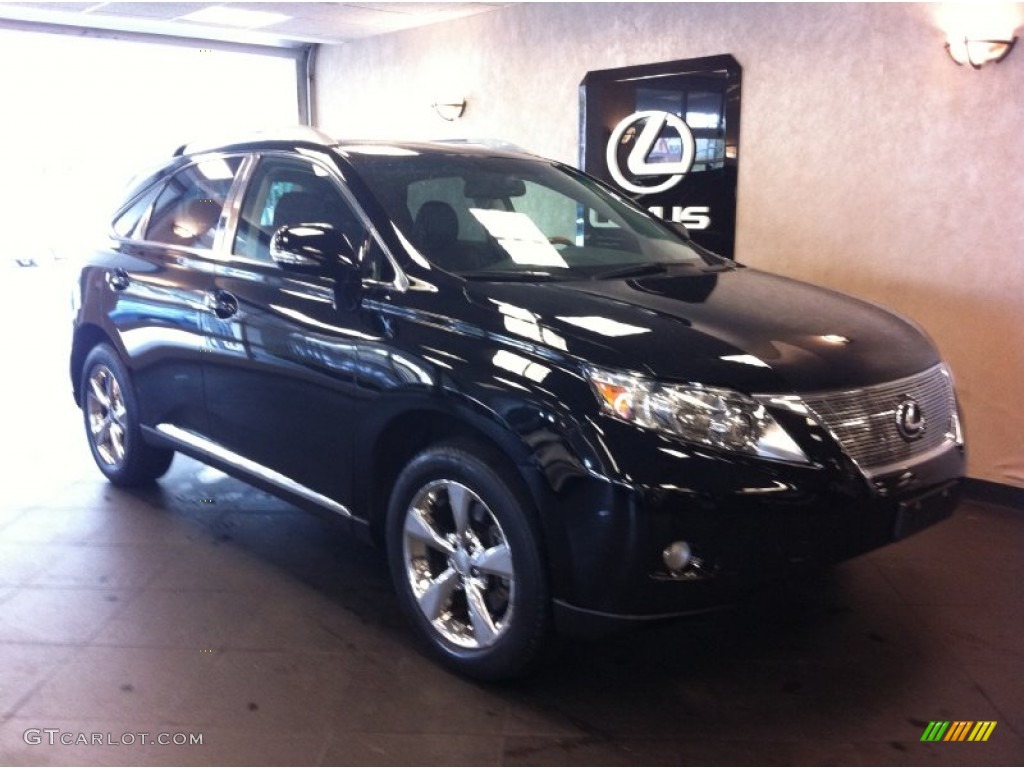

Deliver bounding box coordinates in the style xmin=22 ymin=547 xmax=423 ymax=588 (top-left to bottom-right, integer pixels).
xmin=81 ymin=344 xmax=174 ymax=486
xmin=386 ymin=443 xmax=550 ymax=681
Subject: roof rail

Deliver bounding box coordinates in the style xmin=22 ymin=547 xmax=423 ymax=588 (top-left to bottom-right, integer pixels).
xmin=174 ymin=125 xmax=336 ymax=156
xmin=432 ymin=138 xmax=531 ymax=154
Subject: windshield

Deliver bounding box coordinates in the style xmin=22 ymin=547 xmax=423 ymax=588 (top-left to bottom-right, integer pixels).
xmin=341 ymin=149 xmax=722 ymax=279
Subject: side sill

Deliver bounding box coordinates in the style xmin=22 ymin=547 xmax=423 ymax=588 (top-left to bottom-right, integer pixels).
xmin=150 ymin=422 xmax=356 ymax=522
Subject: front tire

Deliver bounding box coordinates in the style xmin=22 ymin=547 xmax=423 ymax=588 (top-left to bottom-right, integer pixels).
xmin=386 ymin=444 xmax=550 ymax=681
xmin=81 ymin=344 xmax=174 ymax=486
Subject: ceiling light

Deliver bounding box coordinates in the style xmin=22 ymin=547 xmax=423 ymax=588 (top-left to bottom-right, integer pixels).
xmin=178 ymin=6 xmax=290 ymax=29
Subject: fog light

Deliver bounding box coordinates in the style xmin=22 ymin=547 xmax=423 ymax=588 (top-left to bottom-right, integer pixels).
xmin=662 ymin=541 xmax=692 ymax=574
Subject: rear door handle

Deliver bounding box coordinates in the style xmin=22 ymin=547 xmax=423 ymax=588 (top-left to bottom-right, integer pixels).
xmin=106 ymin=269 xmax=129 ymax=291
xmin=206 ymin=289 xmax=238 ymax=319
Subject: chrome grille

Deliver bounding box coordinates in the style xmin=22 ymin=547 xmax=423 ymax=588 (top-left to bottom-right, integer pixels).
xmin=800 ymin=364 xmax=957 ymax=473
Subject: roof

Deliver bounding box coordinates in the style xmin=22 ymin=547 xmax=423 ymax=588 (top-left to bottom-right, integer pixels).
xmin=175 ymin=127 xmax=532 ymax=160
xmin=174 ymin=126 xmax=336 ymax=156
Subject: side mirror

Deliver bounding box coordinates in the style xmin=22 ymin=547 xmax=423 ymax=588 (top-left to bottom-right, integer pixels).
xmin=270 ymin=224 xmax=361 ymax=310
xmin=271 ymin=223 xmax=357 ymax=273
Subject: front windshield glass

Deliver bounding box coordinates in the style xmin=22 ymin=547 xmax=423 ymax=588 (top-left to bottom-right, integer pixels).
xmin=342 ymin=149 xmax=720 ymax=279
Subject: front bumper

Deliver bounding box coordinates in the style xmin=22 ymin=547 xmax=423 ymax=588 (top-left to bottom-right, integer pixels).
xmin=541 ymin=421 xmax=964 ymax=633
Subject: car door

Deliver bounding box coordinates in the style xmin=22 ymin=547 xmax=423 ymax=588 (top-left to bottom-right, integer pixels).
xmin=199 ymin=152 xmax=369 ymax=510
xmin=106 ymin=156 xmax=242 ymax=437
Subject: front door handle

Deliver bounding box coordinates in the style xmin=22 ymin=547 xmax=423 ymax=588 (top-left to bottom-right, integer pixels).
xmin=106 ymin=268 xmax=129 ymax=291
xmin=206 ymin=289 xmax=238 ymax=319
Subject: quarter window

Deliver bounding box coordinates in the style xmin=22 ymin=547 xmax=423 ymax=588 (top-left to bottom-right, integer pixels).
xmin=112 ymin=183 xmax=162 ymax=239
xmin=145 ymin=158 xmax=242 ymax=249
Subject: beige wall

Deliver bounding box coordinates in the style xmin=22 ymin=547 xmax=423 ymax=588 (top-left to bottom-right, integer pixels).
xmin=316 ymin=2 xmax=1024 ymax=488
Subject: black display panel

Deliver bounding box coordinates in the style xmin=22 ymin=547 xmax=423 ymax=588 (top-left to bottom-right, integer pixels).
xmin=580 ymin=55 xmax=741 ymax=257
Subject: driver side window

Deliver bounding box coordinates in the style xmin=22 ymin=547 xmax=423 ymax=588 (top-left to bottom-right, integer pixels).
xmin=233 ymin=156 xmax=366 ymax=265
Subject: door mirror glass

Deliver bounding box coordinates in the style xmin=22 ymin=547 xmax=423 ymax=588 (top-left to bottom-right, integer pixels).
xmin=270 ymin=224 xmax=362 ymax=310
xmin=270 ymin=223 xmax=357 ymax=273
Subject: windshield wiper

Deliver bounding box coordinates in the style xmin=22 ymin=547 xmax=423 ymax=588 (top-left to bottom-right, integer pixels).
xmin=592 ymin=262 xmax=670 ymax=280
xmin=460 ymin=269 xmax=569 ymax=282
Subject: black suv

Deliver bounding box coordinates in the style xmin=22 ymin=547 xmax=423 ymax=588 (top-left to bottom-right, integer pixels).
xmin=71 ymin=128 xmax=965 ymax=679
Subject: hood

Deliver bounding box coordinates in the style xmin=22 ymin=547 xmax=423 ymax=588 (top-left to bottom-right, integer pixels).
xmin=463 ymin=266 xmax=939 ymax=394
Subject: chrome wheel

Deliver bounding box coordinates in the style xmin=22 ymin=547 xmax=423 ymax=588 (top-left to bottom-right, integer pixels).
xmin=402 ymin=479 xmax=515 ymax=649
xmin=85 ymin=364 xmax=127 ymax=466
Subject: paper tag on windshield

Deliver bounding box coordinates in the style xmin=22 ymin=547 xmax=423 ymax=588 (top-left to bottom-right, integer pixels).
xmin=469 ymin=209 xmax=568 ymax=268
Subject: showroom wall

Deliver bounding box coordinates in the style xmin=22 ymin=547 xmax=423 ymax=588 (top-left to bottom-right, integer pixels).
xmin=316 ymin=2 xmax=1024 ymax=490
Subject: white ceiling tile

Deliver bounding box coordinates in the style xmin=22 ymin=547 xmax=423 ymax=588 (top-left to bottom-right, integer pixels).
xmin=0 ymin=1 xmax=509 ymax=44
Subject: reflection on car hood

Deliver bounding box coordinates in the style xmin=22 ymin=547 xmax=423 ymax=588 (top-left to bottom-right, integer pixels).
xmin=464 ymin=266 xmax=939 ymax=393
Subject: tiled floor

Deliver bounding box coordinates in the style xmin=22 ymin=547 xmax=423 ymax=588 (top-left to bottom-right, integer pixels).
xmin=1 ymin=265 xmax=1022 ymax=765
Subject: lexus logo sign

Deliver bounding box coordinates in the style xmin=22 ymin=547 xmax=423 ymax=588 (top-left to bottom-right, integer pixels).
xmin=581 ymin=54 xmax=741 ymax=256
xmin=606 ymin=110 xmax=696 ymax=195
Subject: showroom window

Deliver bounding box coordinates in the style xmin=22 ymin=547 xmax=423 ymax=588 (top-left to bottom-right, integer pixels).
xmin=0 ymin=28 xmax=301 ymax=261
xmin=145 ymin=158 xmax=243 ymax=249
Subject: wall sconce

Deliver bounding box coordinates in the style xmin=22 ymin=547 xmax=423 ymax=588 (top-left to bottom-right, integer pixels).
xmin=432 ymin=97 xmax=467 ymax=121
xmin=946 ymin=35 xmax=1018 ymax=68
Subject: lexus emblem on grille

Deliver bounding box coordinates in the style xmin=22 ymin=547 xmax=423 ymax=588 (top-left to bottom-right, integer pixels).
xmin=895 ymin=397 xmax=926 ymax=441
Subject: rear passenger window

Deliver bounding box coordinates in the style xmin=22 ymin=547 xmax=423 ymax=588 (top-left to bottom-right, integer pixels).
xmin=145 ymin=158 xmax=242 ymax=249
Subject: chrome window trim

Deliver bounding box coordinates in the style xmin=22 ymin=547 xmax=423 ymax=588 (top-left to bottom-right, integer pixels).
xmin=226 ymin=150 xmax=409 ymax=293
xmin=155 ymin=423 xmax=356 ymax=521
xmin=108 ymin=148 xmax=410 ymax=293
xmin=213 ymin=153 xmax=258 ymax=256
xmin=109 ymin=180 xmax=162 ymax=240
xmin=136 ymin=192 xmax=156 ymax=240
xmin=106 ymin=237 xmax=222 ymax=262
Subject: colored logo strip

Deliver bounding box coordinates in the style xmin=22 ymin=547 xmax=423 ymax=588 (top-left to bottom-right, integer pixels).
xmin=945 ymin=721 xmax=972 ymax=741
xmin=920 ymin=720 xmax=996 ymax=742
xmin=968 ymin=721 xmax=997 ymax=742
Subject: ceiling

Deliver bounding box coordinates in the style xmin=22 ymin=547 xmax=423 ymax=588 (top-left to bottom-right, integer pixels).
xmin=0 ymin=2 xmax=507 ymax=47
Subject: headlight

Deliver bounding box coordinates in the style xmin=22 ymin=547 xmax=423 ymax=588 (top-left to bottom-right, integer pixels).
xmin=585 ymin=365 xmax=809 ymax=464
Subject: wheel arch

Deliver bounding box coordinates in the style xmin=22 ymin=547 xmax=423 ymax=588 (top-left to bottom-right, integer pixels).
xmin=361 ymin=401 xmax=540 ymax=546
xmin=71 ymin=323 xmax=118 ymax=406
xmin=357 ymin=376 xmax=616 ymax=610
